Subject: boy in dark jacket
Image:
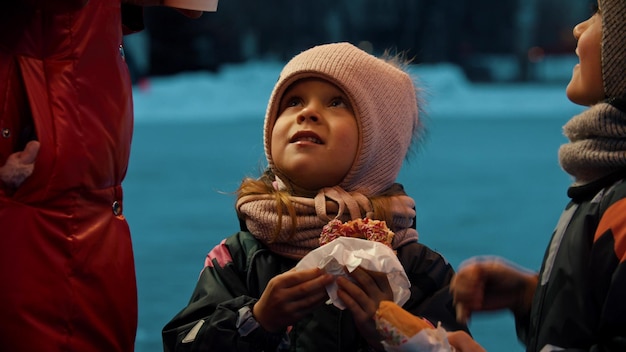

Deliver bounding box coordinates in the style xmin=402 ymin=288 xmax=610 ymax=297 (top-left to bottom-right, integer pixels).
xmin=450 ymin=1 xmax=626 ymax=351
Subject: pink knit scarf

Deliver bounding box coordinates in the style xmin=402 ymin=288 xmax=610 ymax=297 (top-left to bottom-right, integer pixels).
xmin=236 ymin=185 xmax=419 ymax=259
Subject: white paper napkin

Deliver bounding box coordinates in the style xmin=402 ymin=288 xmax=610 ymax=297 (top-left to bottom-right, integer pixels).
xmin=295 ymin=237 xmax=411 ymax=310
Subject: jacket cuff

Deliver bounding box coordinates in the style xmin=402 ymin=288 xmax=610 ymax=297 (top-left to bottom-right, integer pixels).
xmin=236 ymin=305 xmax=289 ymax=349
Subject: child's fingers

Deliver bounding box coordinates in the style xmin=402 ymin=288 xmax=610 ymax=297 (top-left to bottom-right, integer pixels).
xmin=455 ymin=302 xmax=469 ymax=323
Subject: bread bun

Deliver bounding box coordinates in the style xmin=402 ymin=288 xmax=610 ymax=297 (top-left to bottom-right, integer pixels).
xmin=376 ymin=301 xmax=433 ymax=338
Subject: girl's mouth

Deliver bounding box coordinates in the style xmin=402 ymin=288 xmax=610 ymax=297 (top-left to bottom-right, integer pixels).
xmin=290 ymin=131 xmax=323 ymax=144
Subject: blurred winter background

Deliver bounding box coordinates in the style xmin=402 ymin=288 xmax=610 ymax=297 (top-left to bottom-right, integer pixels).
xmin=122 ymin=1 xmax=595 ymax=351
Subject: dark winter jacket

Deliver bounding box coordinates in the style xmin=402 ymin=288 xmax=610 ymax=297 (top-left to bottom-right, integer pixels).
xmin=162 ymin=231 xmax=467 ymax=351
xmin=518 ymin=171 xmax=626 ymax=352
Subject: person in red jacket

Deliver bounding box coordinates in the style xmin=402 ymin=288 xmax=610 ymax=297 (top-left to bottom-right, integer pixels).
xmin=0 ymin=1 xmax=201 ymax=351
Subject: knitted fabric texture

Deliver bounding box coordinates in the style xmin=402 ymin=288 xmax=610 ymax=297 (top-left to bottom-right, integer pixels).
xmin=558 ymin=102 xmax=626 ymax=184
xmin=237 ymin=184 xmax=418 ymax=259
xmin=601 ymin=0 xmax=626 ymax=98
xmin=263 ymin=42 xmax=419 ymax=197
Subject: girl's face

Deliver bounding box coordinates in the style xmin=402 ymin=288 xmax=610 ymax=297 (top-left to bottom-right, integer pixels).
xmin=271 ymin=78 xmax=359 ymax=192
xmin=566 ymin=3 xmax=605 ymax=106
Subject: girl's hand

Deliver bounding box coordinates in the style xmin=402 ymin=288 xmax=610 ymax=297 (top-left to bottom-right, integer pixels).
xmin=253 ymin=268 xmax=333 ymax=332
xmin=336 ymin=266 xmax=393 ymax=350
xmin=447 ymin=330 xmax=486 ymax=352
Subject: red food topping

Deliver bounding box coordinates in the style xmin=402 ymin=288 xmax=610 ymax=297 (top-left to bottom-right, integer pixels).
xmin=319 ymin=218 xmax=395 ymax=248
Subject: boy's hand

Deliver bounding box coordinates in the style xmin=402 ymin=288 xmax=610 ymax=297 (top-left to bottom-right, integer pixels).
xmin=450 ymin=256 xmax=539 ymax=323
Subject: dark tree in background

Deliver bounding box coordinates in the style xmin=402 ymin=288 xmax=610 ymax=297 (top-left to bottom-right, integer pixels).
xmin=130 ymin=0 xmax=595 ymax=82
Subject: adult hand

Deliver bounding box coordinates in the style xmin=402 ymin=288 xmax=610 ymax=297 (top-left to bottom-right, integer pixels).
xmin=450 ymin=256 xmax=539 ymax=323
xmin=253 ymin=268 xmax=333 ymax=333
xmin=122 ymin=0 xmax=203 ymax=18
xmin=447 ymin=330 xmax=486 ymax=352
xmin=336 ymin=266 xmax=394 ymax=351
xmin=0 ymin=140 xmax=40 ymax=189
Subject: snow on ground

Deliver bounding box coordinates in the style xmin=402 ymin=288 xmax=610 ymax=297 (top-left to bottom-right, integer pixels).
xmin=132 ymin=60 xmax=586 ymax=123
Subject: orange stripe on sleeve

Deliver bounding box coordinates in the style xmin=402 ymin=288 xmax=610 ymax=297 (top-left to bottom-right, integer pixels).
xmin=595 ymin=198 xmax=626 ymax=263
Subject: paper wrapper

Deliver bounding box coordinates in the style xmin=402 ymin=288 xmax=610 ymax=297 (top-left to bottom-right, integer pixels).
xmin=295 ymin=237 xmax=410 ymax=309
xmin=376 ymin=315 xmax=454 ymax=352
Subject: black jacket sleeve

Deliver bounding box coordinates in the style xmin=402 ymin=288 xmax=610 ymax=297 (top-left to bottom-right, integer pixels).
xmin=162 ymin=232 xmax=288 ymax=352
xmin=397 ymin=242 xmax=468 ymax=333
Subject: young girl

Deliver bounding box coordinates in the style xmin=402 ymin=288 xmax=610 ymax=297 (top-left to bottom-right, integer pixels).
xmin=162 ymin=42 xmax=468 ymax=351
xmin=450 ymin=1 xmax=626 ymax=351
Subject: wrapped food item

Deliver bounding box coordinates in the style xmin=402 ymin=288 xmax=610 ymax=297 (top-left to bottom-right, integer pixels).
xmin=375 ymin=301 xmax=454 ymax=352
xmin=296 ymin=237 xmax=411 ymax=309
xmin=320 ymin=218 xmax=394 ymax=248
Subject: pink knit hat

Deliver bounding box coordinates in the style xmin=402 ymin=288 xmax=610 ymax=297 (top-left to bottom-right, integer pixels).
xmin=600 ymin=0 xmax=626 ymax=98
xmin=263 ymin=42 xmax=419 ymax=196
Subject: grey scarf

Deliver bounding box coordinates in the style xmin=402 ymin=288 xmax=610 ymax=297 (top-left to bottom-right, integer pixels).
xmin=559 ymin=101 xmax=626 ymax=185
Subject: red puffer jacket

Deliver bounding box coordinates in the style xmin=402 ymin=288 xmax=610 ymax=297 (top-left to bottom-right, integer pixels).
xmin=0 ymin=1 xmax=138 ymax=351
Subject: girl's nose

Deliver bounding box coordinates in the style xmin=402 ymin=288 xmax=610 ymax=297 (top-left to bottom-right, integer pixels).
xmin=297 ymin=106 xmax=320 ymax=123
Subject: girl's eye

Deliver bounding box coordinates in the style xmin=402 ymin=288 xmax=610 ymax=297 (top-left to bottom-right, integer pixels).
xmin=285 ymin=97 xmax=301 ymax=108
xmin=330 ymin=97 xmax=347 ymax=108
